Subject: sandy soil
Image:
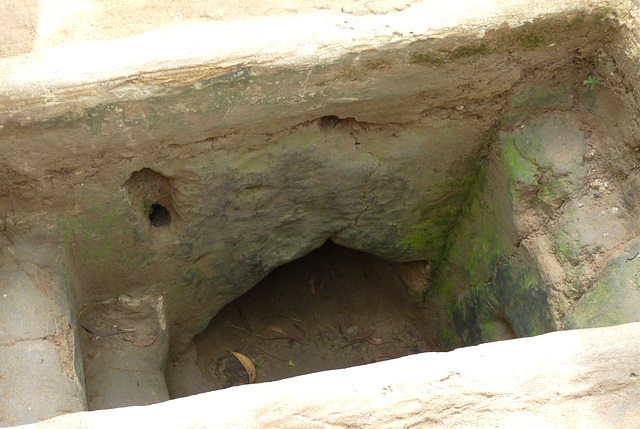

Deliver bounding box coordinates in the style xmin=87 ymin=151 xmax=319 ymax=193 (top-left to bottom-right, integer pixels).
xmin=193 ymin=241 xmax=443 ymax=390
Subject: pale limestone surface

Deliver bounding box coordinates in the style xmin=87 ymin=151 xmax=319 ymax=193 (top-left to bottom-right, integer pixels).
xmin=20 ymin=323 xmax=640 ymax=429
xmin=0 ymin=0 xmax=622 ymax=118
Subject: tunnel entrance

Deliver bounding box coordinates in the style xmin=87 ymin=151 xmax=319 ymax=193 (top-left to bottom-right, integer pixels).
xmin=192 ymin=241 xmax=445 ymax=391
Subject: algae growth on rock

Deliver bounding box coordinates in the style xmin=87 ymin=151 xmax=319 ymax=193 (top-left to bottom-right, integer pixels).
xmin=2 ymin=1 xmax=640 ymax=426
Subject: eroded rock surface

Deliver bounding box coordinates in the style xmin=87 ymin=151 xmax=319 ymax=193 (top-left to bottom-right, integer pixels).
xmin=20 ymin=323 xmax=640 ymax=429
xmin=2 ymin=0 xmax=640 ymax=425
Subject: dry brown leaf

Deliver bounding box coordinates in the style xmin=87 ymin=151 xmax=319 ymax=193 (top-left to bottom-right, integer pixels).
xmin=231 ymin=351 xmax=256 ymax=383
xmin=366 ymin=337 xmax=387 ymax=345
xmin=266 ymin=325 xmax=289 ymax=336
xmin=355 ymin=328 xmax=375 ymax=340
xmin=266 ymin=325 xmax=303 ymax=344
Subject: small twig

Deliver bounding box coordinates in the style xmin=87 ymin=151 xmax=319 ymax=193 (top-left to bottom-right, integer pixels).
xmin=292 ymin=323 xmax=306 ymax=337
xmin=339 ymin=339 xmax=366 ymax=349
xmin=264 ymin=325 xmax=304 ymax=344
xmin=378 ymin=354 xmax=400 ymax=360
xmin=259 ymin=336 xmax=291 ymax=341
xmin=81 ymin=325 xmax=136 ymax=337
xmin=225 ymin=321 xmax=250 ymax=335
xmin=238 ymin=308 xmax=253 ymax=334
xmin=81 ymin=325 xmax=96 ymax=335
xmin=230 ymin=332 xmax=288 ymax=362
xmin=339 ymin=329 xmax=375 ymax=349
xmin=105 ymin=328 xmax=137 ymax=337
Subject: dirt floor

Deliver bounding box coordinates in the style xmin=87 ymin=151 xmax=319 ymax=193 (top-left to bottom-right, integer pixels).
xmin=193 ymin=241 xmax=444 ymax=390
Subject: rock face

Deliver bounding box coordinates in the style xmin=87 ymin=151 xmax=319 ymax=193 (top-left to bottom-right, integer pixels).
xmin=19 ymin=323 xmax=640 ymax=429
xmin=2 ymin=0 xmax=640 ymax=425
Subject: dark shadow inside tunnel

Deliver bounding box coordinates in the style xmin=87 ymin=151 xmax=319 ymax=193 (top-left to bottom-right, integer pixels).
xmin=149 ymin=203 xmax=171 ymax=227
xmin=189 ymin=240 xmax=446 ymax=392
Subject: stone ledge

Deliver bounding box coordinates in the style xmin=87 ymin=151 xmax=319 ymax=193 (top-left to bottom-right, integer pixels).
xmin=0 ymin=0 xmax=618 ymax=118
xmin=20 ymin=323 xmax=640 ymax=429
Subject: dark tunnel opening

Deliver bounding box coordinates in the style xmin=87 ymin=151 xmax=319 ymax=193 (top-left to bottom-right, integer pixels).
xmin=190 ymin=240 xmax=445 ymax=392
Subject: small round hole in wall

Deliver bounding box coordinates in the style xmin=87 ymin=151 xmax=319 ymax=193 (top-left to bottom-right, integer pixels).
xmin=149 ymin=203 xmax=171 ymax=227
xmin=124 ymin=168 xmax=178 ymax=234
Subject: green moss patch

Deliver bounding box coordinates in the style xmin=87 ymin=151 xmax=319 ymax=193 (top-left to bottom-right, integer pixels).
xmin=566 ymin=244 xmax=640 ymax=329
xmin=429 ymin=153 xmax=554 ymax=346
xmin=410 ymin=43 xmax=488 ymax=66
